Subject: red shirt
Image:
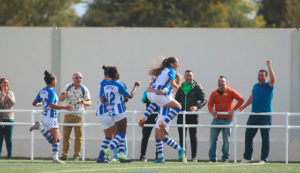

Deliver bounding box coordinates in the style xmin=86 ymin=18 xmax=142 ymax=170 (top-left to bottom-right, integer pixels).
xmin=208 ymin=87 xmax=244 ymax=119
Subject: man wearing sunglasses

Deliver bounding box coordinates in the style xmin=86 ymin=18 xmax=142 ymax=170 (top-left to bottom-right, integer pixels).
xmin=59 ymin=72 xmax=92 ymax=161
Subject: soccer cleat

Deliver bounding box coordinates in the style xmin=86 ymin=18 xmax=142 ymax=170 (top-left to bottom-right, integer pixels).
xmin=29 ymin=121 xmax=40 ymax=132
xmin=104 ymin=148 xmax=114 ymax=161
xmin=153 ymin=156 xmax=165 ymax=163
xmin=52 ymin=159 xmax=65 ymax=164
xmin=159 ymin=122 xmax=169 ymax=135
xmin=178 ymin=147 xmax=185 ymax=162
xmin=118 ymin=153 xmax=132 ymax=163
xmin=96 ymin=158 xmax=110 ymax=163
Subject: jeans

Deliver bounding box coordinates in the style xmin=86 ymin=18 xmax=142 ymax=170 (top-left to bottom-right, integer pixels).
xmin=208 ymin=118 xmax=232 ymax=161
xmin=0 ymin=119 xmax=14 ymax=158
xmin=243 ymin=115 xmax=271 ymax=162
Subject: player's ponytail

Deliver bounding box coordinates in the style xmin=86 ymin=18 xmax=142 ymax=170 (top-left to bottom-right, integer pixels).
xmin=149 ymin=57 xmax=178 ymax=77
xmin=44 ymin=70 xmax=56 ymax=85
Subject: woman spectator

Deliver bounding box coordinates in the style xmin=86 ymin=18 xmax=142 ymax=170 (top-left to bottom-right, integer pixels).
xmin=0 ymin=77 xmax=15 ymax=159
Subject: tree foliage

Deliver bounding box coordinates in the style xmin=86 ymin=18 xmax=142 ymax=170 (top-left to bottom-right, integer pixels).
xmin=81 ymin=0 xmax=265 ymax=27
xmin=0 ymin=0 xmax=79 ymax=26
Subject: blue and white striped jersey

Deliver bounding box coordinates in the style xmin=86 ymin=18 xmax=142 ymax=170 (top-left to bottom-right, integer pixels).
xmin=151 ymin=67 xmax=176 ymax=91
xmin=33 ymin=87 xmax=58 ymax=118
xmin=96 ymin=79 xmax=108 ymax=116
xmin=100 ymin=80 xmax=130 ymax=116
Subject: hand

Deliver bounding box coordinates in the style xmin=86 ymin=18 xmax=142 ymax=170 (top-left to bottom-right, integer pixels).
xmin=172 ymin=87 xmax=178 ymax=94
xmin=139 ymin=117 xmax=145 ymax=127
xmin=239 ymin=105 xmax=245 ymax=111
xmin=134 ymin=81 xmax=141 ymax=87
xmin=228 ymin=109 xmax=235 ymax=115
xmin=266 ymin=60 xmax=272 ymax=66
xmin=190 ymin=106 xmax=198 ymax=112
xmin=65 ymin=104 xmax=73 ymax=111
xmin=62 ymin=91 xmax=69 ymax=97
xmin=78 ymin=99 xmax=85 ymax=105
xmin=211 ymin=111 xmax=217 ymax=118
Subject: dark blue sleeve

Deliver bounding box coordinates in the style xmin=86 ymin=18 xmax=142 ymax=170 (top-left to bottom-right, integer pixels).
xmin=168 ymin=69 xmax=176 ymax=80
xmin=100 ymin=82 xmax=106 ymax=99
xmin=33 ymin=92 xmax=41 ymax=103
xmin=118 ymin=83 xmax=130 ymax=97
xmin=48 ymin=89 xmax=56 ymax=104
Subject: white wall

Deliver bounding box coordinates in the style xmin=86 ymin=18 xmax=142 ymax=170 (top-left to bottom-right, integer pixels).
xmin=0 ymin=27 xmax=298 ymax=161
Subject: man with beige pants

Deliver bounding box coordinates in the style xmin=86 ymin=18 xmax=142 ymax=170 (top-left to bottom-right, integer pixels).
xmin=59 ymin=72 xmax=92 ymax=161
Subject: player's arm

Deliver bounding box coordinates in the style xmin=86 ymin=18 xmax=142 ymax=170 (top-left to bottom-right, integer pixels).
xmin=32 ymin=102 xmax=42 ymax=107
xmin=127 ymin=81 xmax=140 ymax=99
xmin=147 ymin=87 xmax=166 ymax=95
xmin=267 ymin=60 xmax=275 ymax=88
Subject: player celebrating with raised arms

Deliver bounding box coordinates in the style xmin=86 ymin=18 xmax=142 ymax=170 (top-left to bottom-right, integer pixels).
xmin=29 ymin=70 xmax=73 ymax=164
xmin=140 ymin=57 xmax=182 ymax=135
xmin=100 ymin=66 xmax=140 ymax=162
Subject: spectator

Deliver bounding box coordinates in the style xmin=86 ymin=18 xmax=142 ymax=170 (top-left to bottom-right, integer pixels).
xmin=175 ymin=70 xmax=207 ymax=162
xmin=59 ymin=72 xmax=92 ymax=161
xmin=208 ymin=76 xmax=244 ymax=163
xmin=0 ymin=78 xmax=15 ymax=159
xmin=240 ymin=60 xmax=275 ymax=164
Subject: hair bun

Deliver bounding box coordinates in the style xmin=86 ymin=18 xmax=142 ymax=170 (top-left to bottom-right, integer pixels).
xmin=102 ymin=65 xmax=107 ymax=70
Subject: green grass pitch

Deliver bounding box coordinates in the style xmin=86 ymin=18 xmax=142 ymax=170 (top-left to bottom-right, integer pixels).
xmin=1 ymin=159 xmax=300 ymax=173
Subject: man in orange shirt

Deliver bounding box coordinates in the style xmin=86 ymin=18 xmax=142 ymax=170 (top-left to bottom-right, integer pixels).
xmin=208 ymin=76 xmax=244 ymax=163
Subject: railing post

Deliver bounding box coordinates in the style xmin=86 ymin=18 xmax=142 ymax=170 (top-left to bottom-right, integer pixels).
xmin=30 ymin=110 xmax=35 ymax=160
xmin=182 ymin=111 xmax=186 ymax=162
xmin=233 ymin=112 xmax=237 ymax=163
xmin=132 ymin=111 xmax=136 ymax=159
xmin=81 ymin=110 xmax=86 ymax=161
xmin=285 ymin=112 xmax=289 ymax=164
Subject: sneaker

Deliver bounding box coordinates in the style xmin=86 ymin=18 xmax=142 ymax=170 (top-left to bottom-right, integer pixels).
xmin=73 ymin=158 xmax=80 ymax=161
xmin=178 ymin=148 xmax=185 ymax=162
xmin=59 ymin=157 xmax=67 ymax=161
xmin=240 ymin=159 xmax=251 ymax=163
xmin=96 ymin=158 xmax=109 ymax=163
xmin=192 ymin=157 xmax=197 ymax=163
xmin=104 ymin=148 xmax=114 ymax=161
xmin=258 ymin=160 xmax=266 ymax=164
xmin=209 ymin=160 xmax=217 ymax=163
xmin=223 ymin=160 xmax=229 ymax=163
xmin=53 ymin=159 xmax=65 ymax=164
xmin=118 ymin=153 xmax=132 ymax=163
xmin=159 ymin=122 xmax=169 ymax=135
xmin=140 ymin=156 xmax=147 ymax=162
xmin=153 ymin=156 xmax=165 ymax=163
xmin=29 ymin=121 xmax=40 ymax=132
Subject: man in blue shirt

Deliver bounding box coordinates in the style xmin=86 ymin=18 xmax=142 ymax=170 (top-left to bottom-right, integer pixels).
xmin=239 ymin=60 xmax=275 ymax=164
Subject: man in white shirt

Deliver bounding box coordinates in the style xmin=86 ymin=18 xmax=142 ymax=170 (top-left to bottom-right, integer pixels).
xmin=59 ymin=72 xmax=92 ymax=161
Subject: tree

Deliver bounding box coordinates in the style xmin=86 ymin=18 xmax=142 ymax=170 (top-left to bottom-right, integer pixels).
xmin=81 ymin=0 xmax=264 ymax=27
xmin=0 ymin=0 xmax=80 ymax=26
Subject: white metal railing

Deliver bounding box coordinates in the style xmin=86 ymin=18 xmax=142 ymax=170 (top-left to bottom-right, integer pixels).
xmin=0 ymin=109 xmax=299 ymax=163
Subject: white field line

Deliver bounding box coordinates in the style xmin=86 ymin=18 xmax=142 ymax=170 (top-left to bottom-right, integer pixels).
xmin=44 ymin=163 xmax=263 ymax=173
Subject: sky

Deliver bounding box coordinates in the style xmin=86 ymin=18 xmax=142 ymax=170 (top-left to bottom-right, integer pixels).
xmin=72 ymin=0 xmax=91 ymax=17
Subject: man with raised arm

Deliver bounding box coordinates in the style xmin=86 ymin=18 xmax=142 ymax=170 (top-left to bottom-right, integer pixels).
xmin=240 ymin=60 xmax=275 ymax=164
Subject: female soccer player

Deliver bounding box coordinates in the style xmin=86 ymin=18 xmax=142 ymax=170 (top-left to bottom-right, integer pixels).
xmin=140 ymin=57 xmax=182 ymax=134
xmin=141 ymin=73 xmax=185 ymax=163
xmin=100 ymin=66 xmax=140 ymax=162
xmin=96 ymin=65 xmax=118 ymax=163
xmin=30 ymin=70 xmax=73 ymax=164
